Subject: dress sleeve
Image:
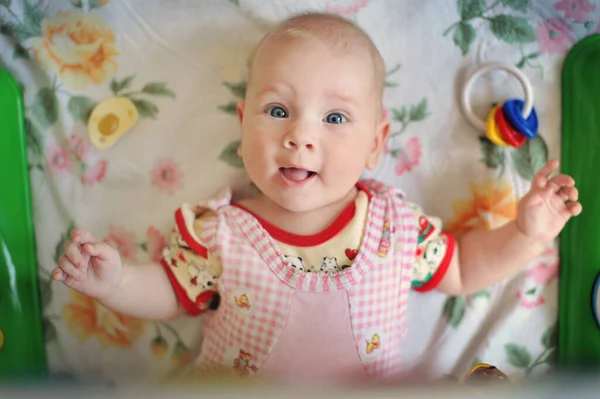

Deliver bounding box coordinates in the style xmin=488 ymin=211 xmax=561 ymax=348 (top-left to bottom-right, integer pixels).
xmin=404 ymin=202 xmax=456 ymax=293
xmin=160 ymin=204 xmax=223 ymax=316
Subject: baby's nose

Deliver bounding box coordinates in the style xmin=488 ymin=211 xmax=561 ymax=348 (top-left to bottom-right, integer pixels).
xmin=283 ymin=138 xmax=314 ymax=150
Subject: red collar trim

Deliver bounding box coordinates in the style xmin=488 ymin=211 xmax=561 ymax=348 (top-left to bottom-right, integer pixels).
xmin=232 ymin=182 xmax=371 ymax=247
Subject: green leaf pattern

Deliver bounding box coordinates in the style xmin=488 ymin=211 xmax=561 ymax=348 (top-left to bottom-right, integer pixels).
xmin=68 ymin=96 xmax=96 ymax=123
xmin=501 ymin=0 xmax=531 ymax=13
xmin=458 ymin=0 xmax=485 ymax=20
xmin=477 ymin=133 xmax=549 ymax=181
xmin=511 ymin=135 xmax=549 ymax=180
xmin=453 ymin=22 xmax=476 ymax=55
xmin=505 ymin=343 xmax=532 ymax=368
xmin=219 ymin=140 xmax=244 ymax=169
xmin=444 ymin=0 xmax=543 ymax=68
xmin=32 ymin=87 xmax=59 ymax=128
xmin=489 ymin=15 xmax=536 ymax=43
xmin=443 ymin=296 xmax=466 ymax=328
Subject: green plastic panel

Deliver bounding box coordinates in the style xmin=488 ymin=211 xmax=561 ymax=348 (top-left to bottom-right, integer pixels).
xmin=559 ymin=34 xmax=600 ymax=369
xmin=0 ymin=68 xmax=47 ymax=379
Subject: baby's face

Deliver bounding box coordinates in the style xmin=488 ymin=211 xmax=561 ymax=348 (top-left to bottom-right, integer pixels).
xmin=237 ymin=36 xmax=389 ymax=213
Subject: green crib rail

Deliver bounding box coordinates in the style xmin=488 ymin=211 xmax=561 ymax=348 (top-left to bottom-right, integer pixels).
xmin=0 ymin=68 xmax=47 ymax=379
xmin=558 ymin=34 xmax=600 ymax=369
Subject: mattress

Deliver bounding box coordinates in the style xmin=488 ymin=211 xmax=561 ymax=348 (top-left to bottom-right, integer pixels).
xmin=1 ymin=0 xmax=597 ymax=385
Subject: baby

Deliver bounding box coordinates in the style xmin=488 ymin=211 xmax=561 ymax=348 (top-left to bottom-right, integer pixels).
xmin=53 ymin=12 xmax=581 ymax=384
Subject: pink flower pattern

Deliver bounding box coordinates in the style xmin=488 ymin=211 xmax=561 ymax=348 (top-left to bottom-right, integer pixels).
xmin=151 ymin=159 xmax=184 ymax=196
xmin=517 ymin=248 xmax=559 ymax=309
xmin=324 ymin=0 xmax=370 ymax=16
xmin=554 ymin=0 xmax=596 ymax=22
xmin=81 ymin=160 xmax=108 ymax=186
xmin=394 ymin=137 xmax=421 ymax=176
xmin=535 ymin=18 xmax=575 ymax=55
xmin=146 ymin=226 xmax=167 ymax=264
xmin=45 ymin=134 xmax=108 ymax=184
xmin=67 ymin=134 xmax=91 ymax=163
xmin=103 ymin=225 xmax=139 ymax=263
xmin=46 ymin=145 xmax=70 ymax=173
xmin=382 ymin=107 xmax=390 ymax=121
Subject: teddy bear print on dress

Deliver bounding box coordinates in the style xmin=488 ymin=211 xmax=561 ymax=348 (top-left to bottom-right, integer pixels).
xmin=319 ymin=256 xmax=351 ymax=273
xmin=284 ymin=255 xmax=308 ymax=272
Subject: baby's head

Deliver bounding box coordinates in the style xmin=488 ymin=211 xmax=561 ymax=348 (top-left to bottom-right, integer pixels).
xmin=236 ymin=12 xmax=390 ymax=213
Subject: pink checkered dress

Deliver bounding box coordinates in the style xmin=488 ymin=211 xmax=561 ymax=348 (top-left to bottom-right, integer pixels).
xmin=161 ymin=180 xmax=419 ymax=382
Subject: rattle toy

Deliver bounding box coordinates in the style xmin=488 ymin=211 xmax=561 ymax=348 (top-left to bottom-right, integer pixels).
xmin=462 ymin=363 xmax=509 ymax=383
xmin=461 ymin=62 xmax=538 ymax=147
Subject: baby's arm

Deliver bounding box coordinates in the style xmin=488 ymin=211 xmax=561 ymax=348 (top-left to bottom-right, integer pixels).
xmin=438 ymin=221 xmax=543 ymax=295
xmin=96 ymin=263 xmax=181 ymax=320
xmin=437 ymin=160 xmax=581 ymax=296
xmin=53 ymin=228 xmax=181 ymax=320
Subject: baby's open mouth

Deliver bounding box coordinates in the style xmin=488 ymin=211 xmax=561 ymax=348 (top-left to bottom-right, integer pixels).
xmin=279 ymin=167 xmax=316 ymax=182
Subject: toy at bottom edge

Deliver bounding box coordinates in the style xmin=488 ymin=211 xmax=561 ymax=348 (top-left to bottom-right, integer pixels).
xmin=462 ymin=363 xmax=509 ymax=383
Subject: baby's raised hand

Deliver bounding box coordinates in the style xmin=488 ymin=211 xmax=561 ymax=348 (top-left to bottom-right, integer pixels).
xmin=52 ymin=228 xmax=123 ymax=300
xmin=516 ymin=159 xmax=582 ymax=242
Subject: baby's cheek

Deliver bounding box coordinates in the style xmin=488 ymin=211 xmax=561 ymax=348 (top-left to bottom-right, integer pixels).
xmin=327 ymin=149 xmax=367 ymax=178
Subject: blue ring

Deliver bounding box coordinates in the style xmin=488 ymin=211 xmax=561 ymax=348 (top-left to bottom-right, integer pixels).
xmin=502 ymin=99 xmax=538 ymax=138
xmin=592 ymin=272 xmax=600 ymax=329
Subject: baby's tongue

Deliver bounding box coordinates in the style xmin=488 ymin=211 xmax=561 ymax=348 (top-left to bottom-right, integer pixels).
xmin=282 ymin=167 xmax=310 ymax=182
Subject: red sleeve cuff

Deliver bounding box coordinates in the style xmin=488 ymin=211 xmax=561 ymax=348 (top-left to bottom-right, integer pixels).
xmin=161 ymin=259 xmax=216 ymax=316
xmin=413 ymin=231 xmax=456 ymax=293
xmin=175 ymin=208 xmax=208 ymax=258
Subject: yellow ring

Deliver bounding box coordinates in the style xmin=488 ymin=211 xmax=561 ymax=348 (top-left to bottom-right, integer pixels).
xmin=486 ymin=106 xmax=509 ymax=147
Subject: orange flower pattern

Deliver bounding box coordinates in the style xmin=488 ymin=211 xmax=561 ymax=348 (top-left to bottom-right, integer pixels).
xmin=61 ymin=291 xmax=145 ymax=348
xmin=446 ymin=179 xmax=517 ymax=236
xmin=30 ymin=10 xmax=118 ymax=90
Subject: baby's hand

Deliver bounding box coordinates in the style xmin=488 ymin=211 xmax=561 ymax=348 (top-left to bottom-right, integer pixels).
xmin=52 ymin=228 xmax=123 ymax=300
xmin=516 ymin=159 xmax=582 ymax=243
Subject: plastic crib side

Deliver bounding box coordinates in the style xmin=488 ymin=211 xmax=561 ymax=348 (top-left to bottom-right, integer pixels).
xmin=559 ymin=34 xmax=600 ymax=370
xmin=0 ymin=68 xmax=47 ymax=379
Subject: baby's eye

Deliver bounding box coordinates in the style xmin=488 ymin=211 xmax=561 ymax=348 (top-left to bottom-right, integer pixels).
xmin=324 ymin=112 xmax=347 ymax=124
xmin=267 ymin=106 xmax=288 ymax=118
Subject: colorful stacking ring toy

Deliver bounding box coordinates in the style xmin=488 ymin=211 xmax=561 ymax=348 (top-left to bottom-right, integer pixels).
xmin=460 ymin=62 xmax=538 ymax=147
xmin=502 ymin=98 xmax=539 ymax=138
xmin=494 ymin=103 xmax=526 ymax=148
xmin=486 ymin=105 xmax=509 ymax=147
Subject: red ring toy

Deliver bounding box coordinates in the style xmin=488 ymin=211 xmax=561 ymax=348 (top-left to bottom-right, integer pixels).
xmin=495 ymin=105 xmax=526 ymax=148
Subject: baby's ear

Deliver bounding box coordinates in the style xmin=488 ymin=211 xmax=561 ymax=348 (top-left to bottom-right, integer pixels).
xmin=366 ymin=115 xmax=390 ymax=171
xmin=236 ymin=101 xmax=245 ymax=157
xmin=236 ymin=100 xmax=245 ymax=124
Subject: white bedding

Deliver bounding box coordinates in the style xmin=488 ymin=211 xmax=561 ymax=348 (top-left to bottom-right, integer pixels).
xmin=2 ymin=0 xmax=596 ymax=385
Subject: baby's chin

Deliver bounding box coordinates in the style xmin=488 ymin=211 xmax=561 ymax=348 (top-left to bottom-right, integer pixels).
xmin=271 ymin=196 xmax=324 ymax=214
xmin=272 ymin=191 xmax=354 ymax=215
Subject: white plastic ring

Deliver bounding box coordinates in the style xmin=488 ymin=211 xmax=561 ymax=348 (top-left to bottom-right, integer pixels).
xmin=460 ymin=62 xmax=534 ymax=133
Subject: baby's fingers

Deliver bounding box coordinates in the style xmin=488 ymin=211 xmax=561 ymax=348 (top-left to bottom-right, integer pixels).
xmin=532 ymin=159 xmax=560 ymax=189
xmin=64 ymin=241 xmax=88 ymax=268
xmin=565 ymin=201 xmax=583 ymax=217
xmin=557 ymin=186 xmax=579 ymax=202
xmin=51 ymin=268 xmax=66 ymax=281
xmin=71 ymin=228 xmax=96 ymax=245
xmin=51 ymin=268 xmax=76 ymax=287
xmin=57 ymin=255 xmax=84 ymax=280
xmin=53 ymin=256 xmax=84 ymax=288
xmin=548 ymin=174 xmax=575 ymax=193
xmin=82 ymin=242 xmax=115 ymax=262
